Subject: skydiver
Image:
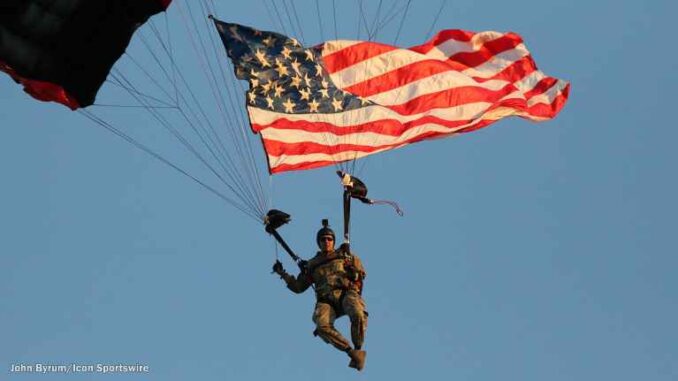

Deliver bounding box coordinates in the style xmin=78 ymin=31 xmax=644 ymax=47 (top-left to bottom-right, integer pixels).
xmin=272 ymin=220 xmax=368 ymax=371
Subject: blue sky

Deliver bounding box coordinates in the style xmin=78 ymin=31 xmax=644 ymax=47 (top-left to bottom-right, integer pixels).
xmin=1 ymin=0 xmax=677 ymax=380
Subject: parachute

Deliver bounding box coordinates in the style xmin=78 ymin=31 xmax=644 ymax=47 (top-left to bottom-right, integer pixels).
xmin=0 ymin=0 xmax=171 ymax=109
xmin=1 ymin=0 xmax=270 ymax=222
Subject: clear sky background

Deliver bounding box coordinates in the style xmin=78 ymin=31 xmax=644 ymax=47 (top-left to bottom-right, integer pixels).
xmin=1 ymin=0 xmax=677 ymax=380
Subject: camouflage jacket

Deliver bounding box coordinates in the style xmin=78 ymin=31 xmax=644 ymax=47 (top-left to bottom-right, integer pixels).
xmin=281 ymin=249 xmax=366 ymax=300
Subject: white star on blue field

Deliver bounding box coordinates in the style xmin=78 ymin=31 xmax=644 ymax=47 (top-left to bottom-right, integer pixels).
xmin=215 ymin=19 xmax=370 ymax=114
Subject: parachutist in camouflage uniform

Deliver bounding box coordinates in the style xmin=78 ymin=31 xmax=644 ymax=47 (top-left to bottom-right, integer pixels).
xmin=272 ymin=220 xmax=368 ymax=371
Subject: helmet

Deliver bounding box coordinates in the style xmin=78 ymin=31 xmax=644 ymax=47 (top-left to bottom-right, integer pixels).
xmin=316 ymin=219 xmax=335 ymax=245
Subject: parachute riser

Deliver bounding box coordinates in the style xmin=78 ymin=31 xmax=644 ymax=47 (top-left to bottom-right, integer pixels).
xmin=337 ymin=170 xmax=404 ymax=250
xmin=342 ymin=189 xmax=352 ymax=252
xmin=264 ymin=209 xmax=305 ymax=271
xmin=267 ymin=228 xmax=301 ymax=264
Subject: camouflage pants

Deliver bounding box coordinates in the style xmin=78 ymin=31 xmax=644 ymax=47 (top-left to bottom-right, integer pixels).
xmin=312 ymin=290 xmax=368 ymax=351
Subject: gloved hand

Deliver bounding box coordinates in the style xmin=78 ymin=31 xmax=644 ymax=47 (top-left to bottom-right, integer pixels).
xmin=272 ymin=260 xmax=284 ymax=275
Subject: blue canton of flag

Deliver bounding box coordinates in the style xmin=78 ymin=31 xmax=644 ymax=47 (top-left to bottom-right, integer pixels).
xmin=212 ymin=18 xmax=370 ymax=115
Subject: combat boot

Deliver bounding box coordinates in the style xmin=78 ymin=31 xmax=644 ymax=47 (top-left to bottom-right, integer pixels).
xmin=348 ymin=349 xmax=366 ymax=371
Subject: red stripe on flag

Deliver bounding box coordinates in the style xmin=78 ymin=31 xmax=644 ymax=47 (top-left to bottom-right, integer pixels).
xmin=322 ymin=41 xmax=397 ymax=73
xmin=343 ymin=58 xmax=468 ymax=97
xmin=408 ymin=30 xmax=476 ymax=54
xmin=254 ymin=114 xmax=475 ymax=137
xmin=384 ymin=83 xmax=518 ymax=115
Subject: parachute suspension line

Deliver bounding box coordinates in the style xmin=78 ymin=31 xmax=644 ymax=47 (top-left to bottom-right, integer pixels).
xmin=78 ymin=109 xmax=260 ymax=222
xmin=393 ymin=0 xmax=412 ymax=45
xmin=91 ymin=104 xmax=176 ymax=109
xmin=147 ymin=16 xmax=180 ymax=105
xmin=122 ymin=52 xmax=177 ymax=106
xmin=268 ymin=175 xmax=274 ymax=213
xmin=354 ymin=0 xmax=362 ymax=41
xmin=332 ymin=0 xmax=338 ymax=40
xmin=372 ymin=0 xmax=406 ymax=37
xmin=269 ymin=0 xmax=290 ymax=36
xmin=290 ymin=0 xmax=308 ymax=46
xmin=347 ymin=0 xmax=386 ymax=176
xmin=103 ymin=79 xmax=175 ymax=108
xmin=183 ymin=3 xmax=262 ymax=206
xmin=357 ymin=0 xmax=371 ymax=41
xmin=282 ymin=0 xmax=304 ymax=46
xmin=355 ymin=0 xmax=413 ymax=178
xmin=346 ymin=0 xmax=366 ymax=175
xmin=426 ymin=0 xmax=448 ymax=40
xmin=315 ymin=0 xmax=325 ymax=42
xmin=117 ymin=50 xmax=256 ymax=207
xmin=109 ymin=69 xmax=264 ymax=216
xmin=200 ymin=2 xmax=269 ymax=215
xmin=146 ymin=15 xmax=241 ymax=183
xmin=322 ymin=0 xmax=347 ymax=174
xmin=178 ymin=2 xmax=267 ymax=217
xmin=261 ymin=0 xmax=287 ymax=35
xmin=356 ymin=0 xmax=428 ymax=177
xmin=367 ymin=0 xmax=384 ymax=41
xmin=289 ymin=0 xmax=307 ymax=46
xmin=135 ymin=34 xmax=177 ymax=102
xmin=366 ymin=0 xmax=411 ymax=45
xmin=174 ymin=106 xmax=260 ymax=210
xmin=164 ymin=13 xmax=179 ymax=104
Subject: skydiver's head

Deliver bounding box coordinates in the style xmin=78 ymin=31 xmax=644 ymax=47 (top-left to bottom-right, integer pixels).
xmin=316 ymin=219 xmax=335 ymax=252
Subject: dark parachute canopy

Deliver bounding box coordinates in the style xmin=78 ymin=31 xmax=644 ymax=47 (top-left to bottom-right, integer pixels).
xmin=0 ymin=0 xmax=171 ymax=109
xmin=0 ymin=0 xmax=270 ymax=221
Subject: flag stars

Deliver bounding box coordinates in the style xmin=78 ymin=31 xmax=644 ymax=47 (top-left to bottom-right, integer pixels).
xmin=308 ymin=98 xmax=320 ymax=112
xmin=255 ymin=49 xmax=271 ymax=67
xmin=274 ymin=84 xmax=284 ymax=97
xmin=248 ymin=91 xmax=257 ymax=104
xmin=332 ymin=97 xmax=344 ymax=111
xmin=291 ymin=75 xmax=302 ymax=88
xmin=266 ymin=96 xmax=275 ymax=109
xmin=305 ymin=50 xmax=315 ymax=61
xmin=291 ymin=59 xmax=302 ymax=74
xmin=281 ymin=46 xmax=292 ymax=60
xmin=229 ymin=25 xmax=244 ymax=42
xmin=275 ymin=60 xmax=289 ymax=77
xmin=299 ymin=87 xmax=311 ymax=101
xmin=303 ymin=73 xmax=312 ymax=87
xmin=290 ymin=38 xmax=301 ymax=47
xmin=283 ymin=97 xmax=296 ymax=113
xmin=315 ymin=63 xmax=324 ymax=76
xmin=263 ymin=35 xmax=276 ymax=47
xmin=319 ymin=88 xmax=330 ymax=98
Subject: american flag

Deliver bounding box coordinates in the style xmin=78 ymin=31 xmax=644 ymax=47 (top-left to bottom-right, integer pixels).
xmin=213 ymin=19 xmax=569 ymax=174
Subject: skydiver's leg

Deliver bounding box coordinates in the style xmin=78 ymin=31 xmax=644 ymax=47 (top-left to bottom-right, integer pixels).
xmin=342 ymin=291 xmax=368 ymax=350
xmin=312 ymin=302 xmax=352 ymax=352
